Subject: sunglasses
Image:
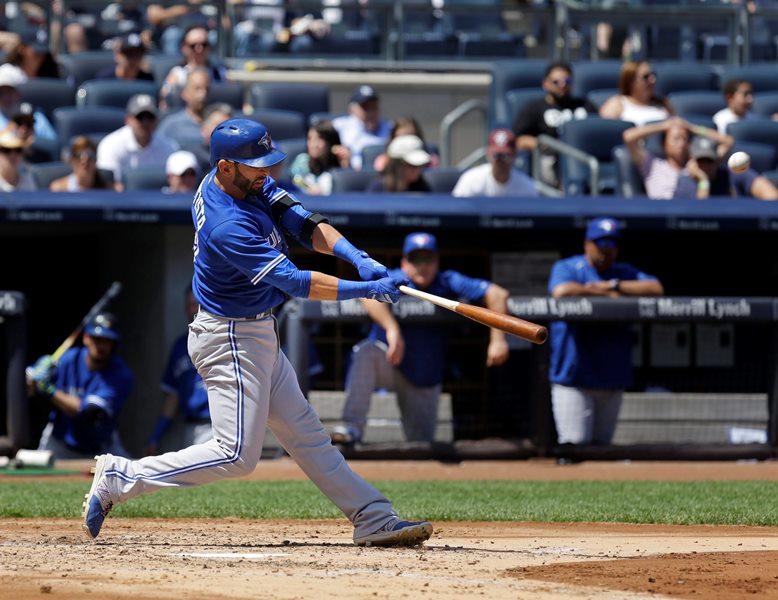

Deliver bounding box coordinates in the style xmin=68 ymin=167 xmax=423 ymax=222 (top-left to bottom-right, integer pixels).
xmin=75 ymin=150 xmax=96 ymax=161
xmin=187 ymin=41 xmax=210 ymax=50
xmin=594 ymin=238 xmax=619 ymax=250
xmin=493 ymin=152 xmax=513 ymax=161
xmin=134 ymin=112 xmax=157 ymax=122
xmin=549 ymin=77 xmax=572 ymax=86
xmin=641 ymin=71 xmax=657 ymax=82
xmin=0 ymin=147 xmax=23 ymax=155
xmin=406 ymin=253 xmax=437 ymax=265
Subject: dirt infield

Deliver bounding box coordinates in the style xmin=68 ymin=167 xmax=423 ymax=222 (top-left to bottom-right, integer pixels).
xmin=2 ymin=459 xmax=777 ymax=600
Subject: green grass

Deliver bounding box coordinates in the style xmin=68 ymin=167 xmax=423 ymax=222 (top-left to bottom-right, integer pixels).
xmin=2 ymin=480 xmax=777 ymax=526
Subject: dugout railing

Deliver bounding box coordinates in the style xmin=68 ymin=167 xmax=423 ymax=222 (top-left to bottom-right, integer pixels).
xmin=283 ymin=296 xmax=778 ymax=461
xmin=0 ymin=291 xmax=28 ymax=456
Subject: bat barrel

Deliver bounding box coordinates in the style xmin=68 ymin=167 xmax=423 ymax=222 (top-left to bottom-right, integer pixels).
xmin=455 ymin=304 xmax=548 ymax=344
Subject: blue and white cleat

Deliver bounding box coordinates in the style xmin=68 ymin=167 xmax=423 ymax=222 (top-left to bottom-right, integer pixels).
xmin=81 ymin=455 xmax=114 ymax=540
xmin=355 ymin=519 xmax=433 ymax=547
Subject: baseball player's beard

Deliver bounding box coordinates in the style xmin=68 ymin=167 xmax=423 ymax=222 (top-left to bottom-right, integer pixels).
xmin=232 ymin=169 xmax=265 ymax=195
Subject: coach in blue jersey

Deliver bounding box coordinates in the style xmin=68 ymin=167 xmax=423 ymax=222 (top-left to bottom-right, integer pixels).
xmin=28 ymin=313 xmax=134 ymax=459
xmin=548 ymin=217 xmax=664 ymax=447
xmin=331 ymin=232 xmax=510 ymax=445
xmin=144 ymin=286 xmax=210 ymax=455
xmin=83 ymin=118 xmax=433 ymax=548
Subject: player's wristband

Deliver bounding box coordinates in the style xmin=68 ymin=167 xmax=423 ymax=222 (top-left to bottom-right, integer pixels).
xmin=332 ymin=238 xmax=365 ymax=267
xmin=148 ymin=416 xmax=173 ymax=444
xmin=697 ymin=179 xmax=710 ymax=192
xmin=336 ymin=279 xmax=369 ymax=300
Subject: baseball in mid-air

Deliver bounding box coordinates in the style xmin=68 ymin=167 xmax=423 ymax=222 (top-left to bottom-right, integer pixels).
xmin=727 ymin=151 xmax=751 ymax=173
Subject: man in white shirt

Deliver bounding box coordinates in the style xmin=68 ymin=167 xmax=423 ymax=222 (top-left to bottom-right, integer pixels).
xmin=97 ymin=94 xmax=178 ymax=191
xmin=332 ymin=85 xmax=392 ymax=170
xmin=452 ymin=129 xmax=540 ymax=198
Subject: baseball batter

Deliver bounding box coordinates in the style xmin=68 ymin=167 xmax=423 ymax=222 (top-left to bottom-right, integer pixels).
xmin=83 ymin=118 xmax=433 ymax=547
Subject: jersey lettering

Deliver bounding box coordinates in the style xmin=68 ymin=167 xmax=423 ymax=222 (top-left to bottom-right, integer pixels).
xmin=192 ymin=185 xmax=205 ymax=260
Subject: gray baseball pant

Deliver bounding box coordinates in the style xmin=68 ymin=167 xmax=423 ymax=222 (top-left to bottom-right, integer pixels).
xmin=104 ymin=311 xmax=397 ymax=540
xmin=551 ymin=383 xmax=623 ymax=444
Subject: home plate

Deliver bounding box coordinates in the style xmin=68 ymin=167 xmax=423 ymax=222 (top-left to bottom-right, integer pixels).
xmin=175 ymin=552 xmax=287 ymax=559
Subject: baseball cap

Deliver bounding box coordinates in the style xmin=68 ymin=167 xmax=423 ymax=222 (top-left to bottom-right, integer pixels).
xmin=585 ymin=217 xmax=621 ymax=241
xmin=488 ymin=128 xmax=516 ymax=153
xmin=690 ymin=136 xmax=717 ymax=161
xmin=119 ymin=33 xmax=145 ymax=53
xmin=387 ymin=135 xmax=432 ymax=167
xmin=20 ymin=29 xmax=49 ymax=52
xmin=0 ymin=64 xmax=27 ymax=88
xmin=12 ymin=102 xmax=35 ymax=125
xmin=84 ymin=312 xmax=121 ymax=342
xmin=403 ymin=232 xmax=438 ymax=256
xmin=126 ymin=94 xmax=158 ymax=118
xmin=166 ymin=150 xmax=199 ymax=176
xmin=350 ymin=85 xmax=379 ymax=105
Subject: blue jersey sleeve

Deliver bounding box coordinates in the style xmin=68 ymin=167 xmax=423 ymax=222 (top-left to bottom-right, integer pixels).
xmin=439 ymin=270 xmax=491 ymax=303
xmin=548 ymin=258 xmax=579 ymax=293
xmin=78 ymin=367 xmax=134 ymax=418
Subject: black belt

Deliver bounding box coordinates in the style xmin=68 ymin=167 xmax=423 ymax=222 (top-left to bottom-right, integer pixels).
xmin=185 ymin=417 xmax=211 ymax=424
xmin=201 ymin=308 xmax=273 ymax=321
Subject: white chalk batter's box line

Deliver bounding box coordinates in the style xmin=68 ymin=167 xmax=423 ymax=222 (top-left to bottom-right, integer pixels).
xmin=174 ymin=552 xmax=287 ymax=559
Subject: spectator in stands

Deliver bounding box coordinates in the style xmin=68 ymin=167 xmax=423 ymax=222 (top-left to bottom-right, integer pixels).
xmin=290 ymin=120 xmax=350 ymax=195
xmin=372 ymin=116 xmax=439 ymax=172
xmin=367 ymin=135 xmax=432 ymax=193
xmin=160 ymin=24 xmax=225 ymax=110
xmin=232 ymin=2 xmax=332 ymax=56
xmin=50 ymin=137 xmax=111 ymax=192
xmin=713 ymin=79 xmax=756 ymax=135
xmin=158 ymin=68 xmax=211 ymax=146
xmin=512 ymin=61 xmax=597 ymax=189
xmin=0 ymin=64 xmax=57 ymax=142
xmin=0 ymin=130 xmax=35 ymax=191
xmin=146 ymin=2 xmax=219 ymax=56
xmin=599 ymin=61 xmax=674 ymax=127
xmin=548 ymin=218 xmax=663 ymax=450
xmin=333 ymin=85 xmax=392 ymax=170
xmin=27 ymin=313 xmax=134 ymax=459
xmin=163 ymin=150 xmax=200 ymax=194
xmin=331 ymin=232 xmax=510 ymax=445
xmin=190 ymin=102 xmax=235 ymax=169
xmin=49 ymin=0 xmax=89 ymax=54
xmin=97 ymin=93 xmax=178 ymax=191
xmin=623 ymin=117 xmax=732 ymax=199
xmin=144 ymin=286 xmax=208 ymax=455
xmin=4 ymin=29 xmax=60 ymax=79
xmin=8 ymin=102 xmax=36 ymax=148
xmin=94 ymin=33 xmax=154 ymax=81
xmin=673 ymin=137 xmax=778 ymax=200
xmin=452 ymin=128 xmax=539 ymax=197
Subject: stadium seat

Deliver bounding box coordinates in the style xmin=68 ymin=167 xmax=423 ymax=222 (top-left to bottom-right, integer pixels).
xmin=423 ymin=167 xmax=463 ymax=194
xmin=52 ymin=107 xmax=126 ymax=153
xmin=653 ymin=63 xmax=718 ymax=97
xmin=612 ymin=145 xmax=646 ymax=198
xmin=76 ymin=80 xmax=160 ymax=109
xmin=290 ymin=30 xmax=377 ymax=56
xmin=557 ymin=118 xmax=633 ymax=195
xmin=56 ymin=51 xmax=116 ymax=87
xmin=360 ymin=143 xmax=386 ymax=171
xmin=146 ymin=53 xmax=184 ymax=84
xmin=729 ymin=141 xmax=776 ymax=174
xmin=457 ymin=33 xmax=524 ymax=58
xmin=718 ymin=64 xmax=778 ymax=94
xmin=239 ymin=109 xmax=306 ymax=141
xmin=586 ymin=89 xmax=618 ymax=110
xmin=27 ymin=161 xmax=115 ymax=189
xmin=165 ymin=80 xmax=245 ymax=111
xmin=727 ymin=119 xmax=778 ymax=161
xmin=123 ymin=165 xmax=168 ymax=191
xmin=308 ymin=111 xmax=346 ymax=127
xmin=504 ymin=89 xmax=545 ymax=126
xmin=571 ymin=61 xmax=621 ymax=98
xmin=250 ymin=83 xmax=330 ymax=125
xmin=752 ymin=91 xmax=778 ymax=119
xmin=17 ymin=78 xmax=76 ymax=121
xmin=489 ymin=59 xmax=547 ymax=127
xmin=330 ymin=168 xmax=377 ymax=193
xmin=25 ymin=137 xmax=60 ymax=164
xmin=276 ymin=137 xmax=307 ymax=179
xmin=666 ymin=91 xmax=726 ymax=121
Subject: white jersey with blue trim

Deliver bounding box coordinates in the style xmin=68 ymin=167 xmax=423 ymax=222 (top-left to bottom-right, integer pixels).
xmin=191 ymin=169 xmax=310 ymax=318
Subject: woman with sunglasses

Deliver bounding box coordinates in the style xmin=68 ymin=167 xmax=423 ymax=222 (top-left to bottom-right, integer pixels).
xmin=0 ymin=129 xmax=35 ymax=191
xmin=50 ymin=136 xmax=110 ymax=192
xmin=599 ymin=61 xmax=674 ymax=127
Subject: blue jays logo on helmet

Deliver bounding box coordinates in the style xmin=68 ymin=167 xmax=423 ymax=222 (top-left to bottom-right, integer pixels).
xmin=210 ymin=118 xmax=286 ymax=168
xmin=84 ymin=312 xmax=121 ymax=342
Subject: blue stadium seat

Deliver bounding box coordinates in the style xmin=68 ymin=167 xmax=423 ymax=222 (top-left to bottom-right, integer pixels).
xmin=276 ymin=137 xmax=307 ymax=180
xmin=504 ymin=89 xmax=545 ymax=126
xmin=164 ymin=80 xmax=245 ymax=111
xmin=558 ymin=118 xmax=633 ymax=195
xmin=28 ymin=161 xmax=115 ymax=189
xmin=423 ymin=167 xmax=464 ymax=194
xmin=571 ymin=61 xmax=621 ymax=98
xmin=727 ymin=119 xmax=778 ymax=161
xmin=52 ymin=107 xmax=126 ymax=153
xmin=361 ymin=143 xmax=386 ymax=171
xmin=653 ymin=63 xmax=718 ymax=97
xmin=250 ymin=83 xmax=330 ymax=125
xmin=666 ymin=91 xmax=726 ymax=120
xmin=56 ymin=51 xmax=116 ymax=87
xmin=123 ymin=165 xmax=168 ymax=191
xmin=290 ymin=30 xmax=377 ymax=56
xmin=146 ymin=54 xmax=184 ymax=84
xmin=612 ymin=145 xmax=645 ymax=198
xmin=586 ymin=89 xmax=618 ymax=110
xmin=458 ymin=33 xmax=524 ymax=58
xmin=18 ymin=78 xmax=76 ymax=122
xmin=76 ymin=80 xmax=160 ymax=109
xmin=25 ymin=137 xmax=60 ymax=164
xmin=719 ymin=65 xmax=778 ymax=94
xmin=752 ymin=92 xmax=778 ymax=119
xmin=239 ymin=109 xmax=306 ymax=141
xmin=489 ymin=59 xmax=547 ymax=127
xmin=729 ymin=141 xmax=776 ymax=174
xmin=330 ymin=168 xmax=377 ymax=193
xmin=308 ymin=111 xmax=346 ymax=127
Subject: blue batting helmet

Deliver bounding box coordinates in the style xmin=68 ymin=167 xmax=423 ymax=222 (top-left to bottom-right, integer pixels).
xmin=209 ymin=118 xmax=286 ymax=168
xmin=84 ymin=312 xmax=121 ymax=342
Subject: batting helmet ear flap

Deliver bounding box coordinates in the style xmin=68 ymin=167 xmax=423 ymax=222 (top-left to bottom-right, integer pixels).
xmin=209 ymin=118 xmax=286 ymax=168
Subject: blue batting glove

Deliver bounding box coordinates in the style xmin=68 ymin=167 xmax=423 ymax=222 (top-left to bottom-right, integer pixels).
xmin=26 ymin=354 xmax=55 ymax=385
xmin=365 ymin=275 xmax=405 ymax=304
xmin=354 ymin=251 xmax=389 ymax=281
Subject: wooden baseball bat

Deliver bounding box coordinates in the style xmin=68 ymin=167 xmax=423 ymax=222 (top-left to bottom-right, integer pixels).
xmin=50 ymin=281 xmax=123 ymax=364
xmin=398 ymin=285 xmax=548 ymax=345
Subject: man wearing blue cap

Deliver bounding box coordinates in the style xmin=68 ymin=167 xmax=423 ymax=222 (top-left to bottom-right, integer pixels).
xmin=27 ymin=313 xmax=135 ymax=459
xmin=548 ymin=218 xmax=663 ymax=449
xmin=332 ymin=231 xmax=511 ymax=445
